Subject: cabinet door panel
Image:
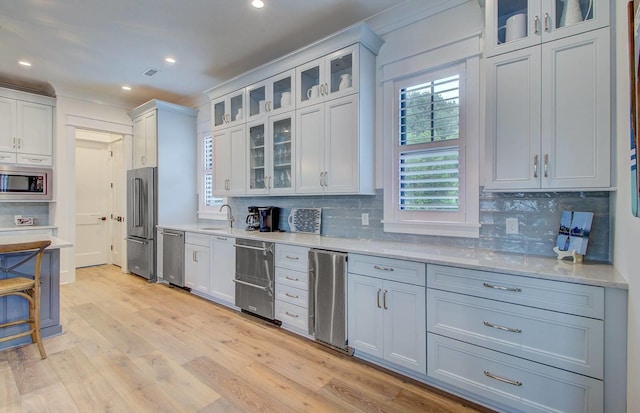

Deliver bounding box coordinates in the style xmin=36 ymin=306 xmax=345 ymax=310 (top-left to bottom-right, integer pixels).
xmin=485 ymin=47 xmax=541 ymax=190
xmin=325 ymin=95 xmax=359 ymax=193
xmin=18 ymin=101 xmax=52 ymax=156
xmin=133 ymin=115 xmax=147 ymax=169
xmin=144 ymin=111 xmax=157 ymax=167
xmin=0 ymin=97 xmax=16 ymax=152
xmin=382 ymin=280 xmax=426 ymax=374
xmin=296 ymin=104 xmax=325 ymax=193
xmin=211 ymin=236 xmax=235 ymax=304
xmin=347 ymin=273 xmax=384 ymax=358
xmin=541 ymin=28 xmax=609 ymax=189
xmin=185 ymin=244 xmax=209 ymax=294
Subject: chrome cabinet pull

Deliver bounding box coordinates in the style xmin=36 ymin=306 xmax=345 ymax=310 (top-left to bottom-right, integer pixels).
xmin=12 ymin=137 xmax=16 ymax=149
xmin=374 ymin=265 xmax=394 ymax=272
xmin=534 ymin=15 xmax=539 ymax=34
xmin=533 ymin=155 xmax=538 ymax=178
xmin=376 ymin=289 xmax=381 ymax=308
xmin=285 ymin=311 xmax=299 ymax=318
xmin=285 ymin=255 xmax=299 ymax=260
xmin=544 ymin=154 xmax=549 ymax=178
xmin=483 ymin=321 xmax=522 ymax=333
xmin=285 ymin=276 xmax=299 ymax=281
xmin=285 ymin=292 xmax=299 ymax=299
xmin=325 ymin=83 xmax=329 ymax=95
xmin=27 ymin=158 xmax=45 ymax=162
xmin=383 ymin=290 xmax=388 ymax=310
xmin=216 ymin=237 xmax=227 ymax=241
xmin=484 ymin=370 xmax=522 ymax=387
xmin=544 ymin=12 xmax=550 ymax=32
xmin=483 ymin=282 xmax=522 ymax=293
xmin=319 ymin=172 xmax=323 ymax=186
xmin=193 ymin=251 xmax=198 ymax=262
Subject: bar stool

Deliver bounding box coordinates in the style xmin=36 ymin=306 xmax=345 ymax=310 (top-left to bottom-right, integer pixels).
xmin=0 ymin=240 xmax=52 ymax=359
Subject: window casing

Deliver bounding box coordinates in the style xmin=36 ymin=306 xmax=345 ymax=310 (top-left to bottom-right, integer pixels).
xmin=198 ymin=132 xmax=225 ymax=219
xmin=383 ymin=61 xmax=479 ymax=238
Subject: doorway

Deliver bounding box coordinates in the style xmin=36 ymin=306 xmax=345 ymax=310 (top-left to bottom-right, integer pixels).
xmin=75 ymin=129 xmax=125 ymax=268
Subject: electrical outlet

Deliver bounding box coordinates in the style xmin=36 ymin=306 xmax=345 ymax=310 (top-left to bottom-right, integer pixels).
xmin=361 ymin=213 xmax=369 ymax=226
xmin=506 ymin=217 xmax=519 ymax=235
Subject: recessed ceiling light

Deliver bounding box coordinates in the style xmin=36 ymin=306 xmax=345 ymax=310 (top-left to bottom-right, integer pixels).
xmin=252 ymin=0 xmax=264 ymax=8
xmin=122 ymin=85 xmax=132 ymax=91
xmin=18 ymin=60 xmax=32 ymax=67
xmin=165 ymin=57 xmax=176 ymax=64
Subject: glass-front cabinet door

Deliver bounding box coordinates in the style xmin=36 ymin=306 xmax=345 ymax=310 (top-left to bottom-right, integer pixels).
xmin=297 ymin=44 xmax=358 ymax=108
xmin=248 ymin=123 xmax=266 ymax=192
xmin=247 ymin=112 xmax=294 ymax=195
xmin=212 ymin=89 xmax=245 ymax=131
xmin=247 ymin=70 xmax=295 ymax=121
xmin=485 ymin=0 xmax=608 ymax=57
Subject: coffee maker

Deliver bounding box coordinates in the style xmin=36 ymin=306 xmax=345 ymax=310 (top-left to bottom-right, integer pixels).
xmin=258 ymin=207 xmax=279 ymax=232
xmin=246 ymin=206 xmax=260 ymax=231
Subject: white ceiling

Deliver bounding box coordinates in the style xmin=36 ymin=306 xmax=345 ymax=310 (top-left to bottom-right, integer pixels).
xmin=0 ymin=0 xmax=407 ymax=108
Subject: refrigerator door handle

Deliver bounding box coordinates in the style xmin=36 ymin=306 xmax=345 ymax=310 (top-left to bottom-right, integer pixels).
xmin=127 ymin=238 xmax=146 ymax=245
xmin=132 ymin=177 xmax=141 ymax=227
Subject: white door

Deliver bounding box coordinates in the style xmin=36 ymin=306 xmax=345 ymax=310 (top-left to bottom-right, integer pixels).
xmin=75 ymin=139 xmax=110 ymax=267
xmin=347 ymin=273 xmax=384 ymax=358
xmin=17 ymin=101 xmax=52 ymax=156
xmin=110 ymin=139 xmax=125 ymax=266
xmin=0 ymin=97 xmax=16 ymax=152
xmin=296 ymin=103 xmax=325 ymax=193
xmin=382 ymin=280 xmax=426 ymax=374
xmin=211 ymin=236 xmax=235 ymax=304
xmin=325 ymin=94 xmax=358 ymax=193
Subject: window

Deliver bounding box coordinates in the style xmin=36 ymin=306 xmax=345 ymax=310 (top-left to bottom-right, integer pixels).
xmin=198 ymin=133 xmax=225 ymax=219
xmin=383 ymin=62 xmax=479 ymax=238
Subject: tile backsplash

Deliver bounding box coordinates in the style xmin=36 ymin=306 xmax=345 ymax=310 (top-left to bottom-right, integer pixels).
xmin=211 ymin=189 xmax=610 ymax=262
xmin=0 ymin=203 xmax=50 ymax=227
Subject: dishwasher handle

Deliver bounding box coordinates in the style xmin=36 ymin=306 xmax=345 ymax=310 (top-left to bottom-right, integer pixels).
xmin=232 ymin=279 xmax=268 ymax=292
xmin=233 ymin=243 xmax=272 ymax=253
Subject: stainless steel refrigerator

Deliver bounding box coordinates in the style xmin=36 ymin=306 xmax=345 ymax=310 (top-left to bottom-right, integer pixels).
xmin=126 ymin=167 xmax=157 ymax=281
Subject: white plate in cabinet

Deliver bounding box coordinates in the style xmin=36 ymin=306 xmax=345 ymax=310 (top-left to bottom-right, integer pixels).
xmin=427 ymin=264 xmax=604 ymax=319
xmin=275 ymin=284 xmax=308 ymax=308
xmin=275 ymin=267 xmax=308 ymax=291
xmin=428 ymin=334 xmax=603 ymax=413
xmin=275 ymin=299 xmax=308 ymax=333
xmin=427 ymin=289 xmax=604 ymax=379
xmin=348 ymin=254 xmax=425 ymax=286
xmin=275 ymin=244 xmax=309 ymax=271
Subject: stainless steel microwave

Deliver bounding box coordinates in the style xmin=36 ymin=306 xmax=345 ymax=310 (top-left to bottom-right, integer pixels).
xmin=0 ymin=166 xmax=52 ymax=201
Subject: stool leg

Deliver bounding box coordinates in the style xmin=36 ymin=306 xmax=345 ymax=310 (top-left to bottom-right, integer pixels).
xmin=31 ymin=288 xmax=46 ymax=359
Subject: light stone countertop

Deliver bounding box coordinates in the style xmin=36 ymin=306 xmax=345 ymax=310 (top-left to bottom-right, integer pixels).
xmin=0 ymin=234 xmax=72 ymax=249
xmin=159 ymin=224 xmax=628 ymax=290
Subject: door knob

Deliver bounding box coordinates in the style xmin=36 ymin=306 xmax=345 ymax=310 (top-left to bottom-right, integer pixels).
xmin=99 ymin=216 xmax=107 ymax=221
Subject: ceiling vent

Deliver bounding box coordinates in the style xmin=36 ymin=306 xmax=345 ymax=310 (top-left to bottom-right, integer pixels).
xmin=143 ymin=68 xmax=160 ymax=77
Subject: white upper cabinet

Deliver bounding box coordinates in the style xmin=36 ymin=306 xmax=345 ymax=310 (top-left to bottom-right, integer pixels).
xmin=485 ymin=0 xmax=609 ymax=57
xmin=212 ymin=88 xmax=245 ymax=131
xmin=246 ymin=70 xmax=295 ymax=121
xmin=132 ymin=109 xmax=157 ymax=168
xmin=213 ymin=124 xmax=246 ymax=196
xmin=296 ymin=45 xmax=359 ymax=109
xmin=206 ymin=23 xmax=383 ymax=197
xmin=0 ymin=92 xmax=53 ymax=166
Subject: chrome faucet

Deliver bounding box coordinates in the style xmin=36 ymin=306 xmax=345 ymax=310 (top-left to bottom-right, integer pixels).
xmin=219 ymin=204 xmax=235 ymax=228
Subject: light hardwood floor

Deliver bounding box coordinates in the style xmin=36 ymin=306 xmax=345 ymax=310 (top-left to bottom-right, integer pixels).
xmin=0 ymin=265 xmax=492 ymax=413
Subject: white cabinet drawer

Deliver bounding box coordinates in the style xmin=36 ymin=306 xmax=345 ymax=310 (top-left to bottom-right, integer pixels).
xmin=17 ymin=153 xmax=52 ymax=166
xmin=275 ymin=267 xmax=308 ymax=291
xmin=185 ymin=232 xmax=210 ymax=247
xmin=428 ymin=334 xmax=603 ymax=413
xmin=427 ymin=289 xmax=604 ymax=379
xmin=427 ymin=264 xmax=604 ymax=319
xmin=348 ymin=254 xmax=425 ymax=286
xmin=275 ymin=300 xmax=308 ymax=333
xmin=0 ymin=152 xmax=17 ymax=163
xmin=275 ymin=244 xmax=309 ymax=271
xmin=275 ymin=284 xmax=308 ymax=308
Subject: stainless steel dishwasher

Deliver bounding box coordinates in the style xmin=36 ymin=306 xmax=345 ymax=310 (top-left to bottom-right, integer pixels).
xmin=308 ymin=249 xmax=350 ymax=353
xmin=162 ymin=229 xmax=185 ymax=287
xmin=234 ymin=238 xmax=277 ymax=322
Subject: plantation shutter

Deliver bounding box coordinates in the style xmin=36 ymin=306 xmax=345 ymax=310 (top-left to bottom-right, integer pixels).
xmin=202 ymin=136 xmax=222 ymax=207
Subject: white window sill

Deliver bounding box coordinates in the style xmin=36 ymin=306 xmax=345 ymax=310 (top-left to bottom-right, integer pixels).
xmin=382 ymin=220 xmax=480 ymax=238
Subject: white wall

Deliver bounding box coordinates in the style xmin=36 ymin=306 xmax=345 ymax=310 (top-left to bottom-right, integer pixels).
xmin=613 ymin=3 xmax=640 ymax=409
xmin=52 ymin=94 xmax=132 ymax=283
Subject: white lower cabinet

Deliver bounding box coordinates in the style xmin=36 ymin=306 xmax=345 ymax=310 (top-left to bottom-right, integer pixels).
xmin=347 ymin=254 xmax=426 ymax=374
xmin=184 ymin=233 xmax=210 ymax=295
xmin=274 ymin=244 xmax=310 ymax=336
xmin=428 ymin=334 xmax=603 ymax=413
xmin=427 ymin=264 xmax=606 ymax=412
xmin=210 ymin=235 xmax=235 ymax=305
